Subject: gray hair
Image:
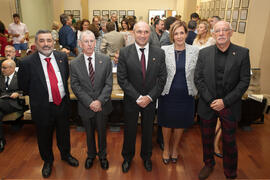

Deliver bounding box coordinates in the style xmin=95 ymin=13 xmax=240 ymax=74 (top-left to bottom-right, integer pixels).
xmin=79 ymin=30 xmax=95 ymax=40
xmin=213 ymin=21 xmax=232 ymax=31
xmin=60 ymin=13 xmax=68 ymax=25
xmin=5 ymin=45 xmax=15 ymax=52
xmin=35 ymin=30 xmax=52 ymax=41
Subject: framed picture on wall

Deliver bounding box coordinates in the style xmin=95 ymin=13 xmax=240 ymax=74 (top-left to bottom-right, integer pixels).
xmin=93 ymin=10 xmax=101 ymax=16
xmin=219 ymin=10 xmax=225 ymax=19
xmin=102 ymin=10 xmax=109 ymax=16
xmin=215 ymin=0 xmax=220 ymax=10
xmin=210 ymin=1 xmax=215 ymax=10
xmin=73 ymin=10 xmax=80 ymax=16
xmin=231 ymin=21 xmax=237 ymax=31
xmin=232 ymin=9 xmax=239 ymax=20
xmin=74 ymin=16 xmax=80 ymax=21
xmin=127 ymin=10 xmax=135 ymax=16
xmin=238 ymin=21 xmax=246 ymax=33
xmin=226 ymin=10 xmax=231 ymax=20
xmin=234 ymin=0 xmax=241 ymax=8
xmin=240 ymin=9 xmax=248 ymax=20
xmin=242 ymin=0 xmax=250 ymax=8
xmin=110 ymin=10 xmax=118 ymax=15
xmin=220 ymin=0 xmax=226 ymax=9
xmin=119 ymin=10 xmax=126 ymax=16
xmin=64 ymin=10 xmax=71 ymax=15
xmin=227 ymin=0 xmax=233 ymax=9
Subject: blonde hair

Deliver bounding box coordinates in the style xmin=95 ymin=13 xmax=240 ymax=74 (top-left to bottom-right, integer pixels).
xmin=52 ymin=21 xmax=59 ymax=30
xmin=194 ymin=20 xmax=211 ymax=45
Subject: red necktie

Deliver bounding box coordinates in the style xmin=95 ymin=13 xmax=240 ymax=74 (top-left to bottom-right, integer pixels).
xmin=88 ymin=57 xmax=95 ymax=86
xmin=140 ymin=48 xmax=146 ymax=81
xmin=45 ymin=57 xmax=62 ymax=106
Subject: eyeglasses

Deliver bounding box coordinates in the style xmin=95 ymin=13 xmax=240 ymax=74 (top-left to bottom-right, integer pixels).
xmin=214 ymin=28 xmax=231 ymax=34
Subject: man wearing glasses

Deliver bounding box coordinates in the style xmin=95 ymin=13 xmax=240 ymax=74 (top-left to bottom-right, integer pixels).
xmin=194 ymin=21 xmax=251 ymax=180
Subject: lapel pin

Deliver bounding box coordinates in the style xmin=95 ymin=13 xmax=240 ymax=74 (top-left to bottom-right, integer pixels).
xmin=153 ymin=58 xmax=156 ymax=61
xmin=99 ymin=60 xmax=102 ymax=64
xmin=233 ymin=52 xmax=236 ymax=56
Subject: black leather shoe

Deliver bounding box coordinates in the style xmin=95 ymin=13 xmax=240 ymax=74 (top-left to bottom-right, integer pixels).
xmin=0 ymin=139 xmax=6 ymax=153
xmin=143 ymin=159 xmax=152 ymax=172
xmin=62 ymin=155 xmax=79 ymax=167
xmin=122 ymin=160 xmax=131 ymax=173
xmin=42 ymin=162 xmax=52 ymax=178
xmin=100 ymin=158 xmax=109 ymax=170
xmin=85 ymin=157 xmax=95 ymax=169
xmin=214 ymin=152 xmax=223 ymax=158
xmin=157 ymin=141 xmax=164 ymax=151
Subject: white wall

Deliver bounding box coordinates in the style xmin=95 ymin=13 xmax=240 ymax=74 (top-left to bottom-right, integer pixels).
xmin=20 ymin=0 xmax=53 ymax=36
xmin=0 ymin=0 xmax=16 ymax=26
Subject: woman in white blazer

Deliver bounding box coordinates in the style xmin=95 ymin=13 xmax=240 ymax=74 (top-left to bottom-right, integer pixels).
xmin=158 ymin=21 xmax=199 ymax=164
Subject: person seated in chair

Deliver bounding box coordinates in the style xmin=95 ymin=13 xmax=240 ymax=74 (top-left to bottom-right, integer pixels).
xmin=0 ymin=59 xmax=23 ymax=152
xmin=0 ymin=45 xmax=20 ymax=68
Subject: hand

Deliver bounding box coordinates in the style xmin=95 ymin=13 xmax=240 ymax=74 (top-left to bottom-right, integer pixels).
xmin=137 ymin=96 xmax=151 ymax=108
xmin=10 ymin=92 xmax=19 ymax=99
xmin=89 ymin=100 xmax=102 ymax=112
xmin=20 ymin=38 xmax=25 ymax=43
xmin=61 ymin=48 xmax=70 ymax=55
xmin=210 ymin=99 xmax=225 ymax=111
xmin=13 ymin=34 xmax=20 ymax=37
xmin=113 ymin=51 xmax=119 ymax=64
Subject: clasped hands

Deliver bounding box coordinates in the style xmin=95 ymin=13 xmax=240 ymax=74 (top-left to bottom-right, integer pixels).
xmin=89 ymin=100 xmax=102 ymax=112
xmin=137 ymin=96 xmax=151 ymax=108
xmin=210 ymin=99 xmax=224 ymax=112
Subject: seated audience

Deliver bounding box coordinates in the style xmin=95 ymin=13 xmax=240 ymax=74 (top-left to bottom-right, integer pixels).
xmin=0 ymin=59 xmax=23 ymax=153
xmin=0 ymin=45 xmax=20 ymax=69
xmin=192 ymin=20 xmax=215 ymax=49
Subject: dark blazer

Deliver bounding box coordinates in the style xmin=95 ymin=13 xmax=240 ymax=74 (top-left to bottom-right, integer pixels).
xmin=18 ymin=51 xmax=70 ymax=125
xmin=70 ymin=53 xmax=113 ymax=119
xmin=117 ymin=43 xmax=167 ymax=105
xmin=0 ymin=72 xmax=22 ymax=110
xmin=185 ymin=31 xmax=197 ymax=45
xmin=194 ymin=43 xmax=251 ymax=121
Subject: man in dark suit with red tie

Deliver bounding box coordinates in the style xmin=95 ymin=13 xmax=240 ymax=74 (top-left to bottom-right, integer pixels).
xmin=18 ymin=30 xmax=78 ymax=178
xmin=117 ymin=21 xmax=167 ymax=172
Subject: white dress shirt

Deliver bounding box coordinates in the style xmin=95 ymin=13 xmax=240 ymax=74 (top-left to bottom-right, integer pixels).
xmin=134 ymin=42 xmax=149 ymax=69
xmin=84 ymin=52 xmax=95 ymax=75
xmin=8 ymin=22 xmax=29 ymax=44
xmin=39 ymin=52 xmax=65 ymax=102
xmin=5 ymin=72 xmax=15 ymax=90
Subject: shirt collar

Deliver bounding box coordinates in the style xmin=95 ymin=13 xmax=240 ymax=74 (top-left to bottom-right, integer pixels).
xmin=84 ymin=52 xmax=95 ymax=61
xmin=135 ymin=42 xmax=149 ymax=52
xmin=6 ymin=71 xmax=15 ymax=80
xmin=215 ymin=43 xmax=232 ymax=54
xmin=39 ymin=52 xmax=54 ymax=61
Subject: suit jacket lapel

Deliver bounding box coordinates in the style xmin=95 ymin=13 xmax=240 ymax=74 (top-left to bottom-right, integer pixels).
xmin=8 ymin=72 xmax=17 ymax=88
xmin=94 ymin=53 xmax=102 ymax=88
xmin=33 ymin=51 xmax=48 ymax=91
xmin=146 ymin=47 xmax=154 ymax=78
xmin=131 ymin=44 xmax=142 ymax=73
xmin=209 ymin=46 xmax=216 ymax=95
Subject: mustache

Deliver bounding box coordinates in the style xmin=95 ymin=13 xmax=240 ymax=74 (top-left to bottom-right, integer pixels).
xmin=42 ymin=46 xmax=52 ymax=49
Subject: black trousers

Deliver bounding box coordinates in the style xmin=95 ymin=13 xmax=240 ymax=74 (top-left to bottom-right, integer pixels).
xmin=122 ymin=102 xmax=155 ymax=161
xmin=35 ymin=97 xmax=71 ymax=163
xmin=0 ymin=99 xmax=21 ymax=139
xmin=82 ymin=111 xmax=107 ymax=159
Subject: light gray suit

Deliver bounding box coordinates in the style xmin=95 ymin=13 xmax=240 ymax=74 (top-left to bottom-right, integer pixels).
xmin=70 ymin=52 xmax=112 ymax=158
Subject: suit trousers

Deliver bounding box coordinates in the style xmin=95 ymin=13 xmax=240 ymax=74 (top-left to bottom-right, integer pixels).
xmin=122 ymin=102 xmax=155 ymax=161
xmin=0 ymin=98 xmax=21 ymax=139
xmin=82 ymin=111 xmax=107 ymax=159
xmin=35 ymin=96 xmax=71 ymax=163
xmin=200 ymin=108 xmax=238 ymax=179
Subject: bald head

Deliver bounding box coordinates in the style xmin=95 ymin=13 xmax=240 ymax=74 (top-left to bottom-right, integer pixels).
xmin=133 ymin=21 xmax=151 ymax=47
xmin=1 ymin=59 xmax=16 ymax=76
xmin=212 ymin=21 xmax=233 ymax=50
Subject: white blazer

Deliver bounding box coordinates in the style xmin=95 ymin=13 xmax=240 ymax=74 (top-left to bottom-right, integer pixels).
xmin=161 ymin=43 xmax=199 ymax=96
